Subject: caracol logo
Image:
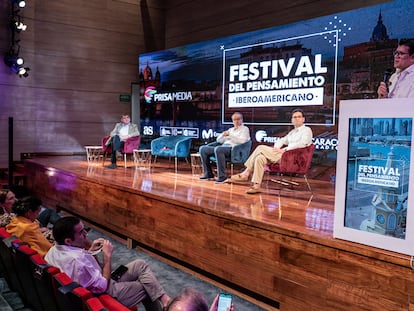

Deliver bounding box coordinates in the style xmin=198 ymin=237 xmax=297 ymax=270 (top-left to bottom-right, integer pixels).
xmin=144 ymin=86 xmax=157 ymax=103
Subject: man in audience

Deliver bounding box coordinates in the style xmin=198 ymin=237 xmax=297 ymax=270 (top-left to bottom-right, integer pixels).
xmin=6 ymin=196 xmax=52 ymax=257
xmin=199 ymin=112 xmax=250 ymax=183
xmin=105 ymin=114 xmax=140 ymax=169
xmin=167 ymin=288 xmax=234 ymax=311
xmin=230 ymin=108 xmax=313 ymax=194
xmin=377 ymin=39 xmax=414 ymax=98
xmin=45 ymin=216 xmax=170 ymax=310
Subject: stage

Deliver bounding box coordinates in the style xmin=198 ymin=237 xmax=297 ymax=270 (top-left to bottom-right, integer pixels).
xmin=23 ymin=155 xmax=414 ymax=311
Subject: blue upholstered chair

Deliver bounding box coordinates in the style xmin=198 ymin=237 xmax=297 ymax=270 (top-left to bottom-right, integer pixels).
xmin=208 ymin=140 xmax=252 ymax=176
xmin=151 ymin=136 xmax=193 ymax=172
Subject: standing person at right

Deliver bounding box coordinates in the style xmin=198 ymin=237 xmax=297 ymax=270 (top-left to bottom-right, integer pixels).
xmin=377 ymin=39 xmax=414 ymax=98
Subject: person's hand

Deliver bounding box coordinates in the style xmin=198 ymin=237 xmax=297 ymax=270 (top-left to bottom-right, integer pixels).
xmin=273 ymin=147 xmax=285 ymax=154
xmin=222 ymin=131 xmax=230 ymax=137
xmin=208 ymin=295 xmax=234 ymax=311
xmin=119 ymin=135 xmax=129 ymax=141
xmin=377 ymin=82 xmax=388 ymax=99
xmin=209 ymin=295 xmax=219 ymax=311
xmin=89 ymin=238 xmax=105 ymax=252
xmin=101 ymin=240 xmax=113 ymax=259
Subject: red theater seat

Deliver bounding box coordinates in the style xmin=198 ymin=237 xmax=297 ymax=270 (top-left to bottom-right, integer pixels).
xmin=86 ymin=297 xmax=108 ymax=311
xmin=53 ymin=272 xmax=93 ymax=311
xmin=30 ymin=253 xmax=61 ymax=311
xmin=11 ymin=243 xmax=44 ymax=310
xmin=99 ymin=294 xmax=136 ymax=311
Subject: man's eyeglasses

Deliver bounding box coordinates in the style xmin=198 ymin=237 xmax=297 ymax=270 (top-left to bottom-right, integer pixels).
xmin=393 ymin=50 xmax=410 ymax=57
xmin=75 ymin=228 xmax=88 ymax=235
xmin=232 ymin=118 xmax=242 ymax=121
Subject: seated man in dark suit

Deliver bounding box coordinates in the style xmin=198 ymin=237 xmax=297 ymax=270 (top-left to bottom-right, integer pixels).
xmin=199 ymin=112 xmax=250 ymax=183
xmin=105 ymin=114 xmax=140 ymax=169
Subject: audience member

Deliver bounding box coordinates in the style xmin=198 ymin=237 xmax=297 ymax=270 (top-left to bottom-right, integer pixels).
xmin=105 ymin=114 xmax=140 ymax=169
xmin=45 ymin=216 xmax=170 ymax=310
xmin=199 ymin=112 xmax=250 ymax=183
xmin=0 ymin=189 xmax=60 ymax=230
xmin=230 ymin=108 xmax=313 ymax=194
xmin=167 ymin=288 xmax=234 ymax=311
xmin=6 ymin=196 xmax=52 ymax=257
xmin=377 ymin=39 xmax=414 ymax=98
xmin=0 ymin=189 xmax=16 ymax=227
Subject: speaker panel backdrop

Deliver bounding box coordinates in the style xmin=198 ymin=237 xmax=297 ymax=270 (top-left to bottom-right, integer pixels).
xmin=138 ymin=0 xmax=414 ymax=181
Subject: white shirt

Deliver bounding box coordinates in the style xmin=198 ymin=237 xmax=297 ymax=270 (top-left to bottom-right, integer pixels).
xmin=216 ymin=125 xmax=250 ymax=147
xmin=274 ymin=125 xmax=313 ymax=150
xmin=388 ymin=64 xmax=414 ymax=98
xmin=118 ymin=123 xmax=130 ymax=136
xmin=45 ymin=244 xmax=107 ymax=293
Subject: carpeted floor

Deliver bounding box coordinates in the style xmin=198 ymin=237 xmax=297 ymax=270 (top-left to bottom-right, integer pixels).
xmin=87 ymin=229 xmax=268 ymax=311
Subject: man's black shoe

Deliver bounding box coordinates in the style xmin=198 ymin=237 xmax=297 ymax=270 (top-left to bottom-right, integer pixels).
xmin=214 ymin=177 xmax=228 ymax=184
xmin=199 ymin=175 xmax=213 ymax=180
xmin=105 ymin=163 xmax=117 ymax=169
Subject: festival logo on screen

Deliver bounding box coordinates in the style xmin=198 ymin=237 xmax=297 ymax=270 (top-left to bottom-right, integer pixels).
xmin=223 ymin=31 xmax=336 ymax=109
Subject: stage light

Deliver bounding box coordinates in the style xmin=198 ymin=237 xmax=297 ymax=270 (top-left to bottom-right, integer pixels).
xmin=11 ymin=0 xmax=26 ymax=8
xmin=4 ymin=54 xmax=24 ymax=67
xmin=10 ymin=64 xmax=30 ymax=78
xmin=14 ymin=21 xmax=27 ymax=32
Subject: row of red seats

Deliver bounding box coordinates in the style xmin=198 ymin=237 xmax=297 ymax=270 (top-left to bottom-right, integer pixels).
xmin=0 ymin=227 xmax=134 ymax=311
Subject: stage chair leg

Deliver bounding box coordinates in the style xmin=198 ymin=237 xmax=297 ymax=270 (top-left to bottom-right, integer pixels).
xmin=175 ymin=157 xmax=178 ymax=174
xmin=124 ymin=154 xmax=127 ymax=168
xmin=304 ymin=174 xmax=312 ymax=193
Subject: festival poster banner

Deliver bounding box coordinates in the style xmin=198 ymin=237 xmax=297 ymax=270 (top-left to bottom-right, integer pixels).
xmin=334 ymin=99 xmax=414 ymax=255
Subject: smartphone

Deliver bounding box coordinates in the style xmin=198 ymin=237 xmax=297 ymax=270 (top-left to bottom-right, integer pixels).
xmin=110 ymin=265 xmax=128 ymax=281
xmin=217 ymin=293 xmax=232 ymax=311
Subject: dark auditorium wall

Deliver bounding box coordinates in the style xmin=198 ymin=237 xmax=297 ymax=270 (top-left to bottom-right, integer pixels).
xmin=0 ymin=0 xmax=389 ymax=168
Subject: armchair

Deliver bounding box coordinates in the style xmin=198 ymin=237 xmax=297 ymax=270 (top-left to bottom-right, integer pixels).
xmin=265 ymin=144 xmax=314 ymax=192
xmin=208 ymin=140 xmax=252 ymax=176
xmin=151 ymin=136 xmax=192 ymax=173
xmin=102 ymin=135 xmax=141 ymax=168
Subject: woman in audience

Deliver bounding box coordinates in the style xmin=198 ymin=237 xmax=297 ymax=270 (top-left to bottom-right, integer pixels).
xmin=6 ymin=196 xmax=52 ymax=257
xmin=0 ymin=189 xmax=16 ymax=227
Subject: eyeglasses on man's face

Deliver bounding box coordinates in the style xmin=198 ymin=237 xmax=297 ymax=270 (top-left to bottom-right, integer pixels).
xmin=393 ymin=50 xmax=410 ymax=57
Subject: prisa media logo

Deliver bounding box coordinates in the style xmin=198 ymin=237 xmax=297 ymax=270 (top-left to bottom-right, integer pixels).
xmin=144 ymin=86 xmax=157 ymax=103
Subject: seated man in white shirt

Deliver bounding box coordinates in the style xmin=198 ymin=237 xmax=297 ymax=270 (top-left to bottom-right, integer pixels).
xmin=199 ymin=112 xmax=250 ymax=183
xmin=230 ymin=109 xmax=313 ymax=194
xmin=45 ymin=216 xmax=170 ymax=310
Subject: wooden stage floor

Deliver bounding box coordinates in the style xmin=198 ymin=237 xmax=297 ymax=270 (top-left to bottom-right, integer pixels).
xmin=23 ymin=155 xmax=414 ymax=311
xmin=27 ymin=155 xmax=336 ymax=239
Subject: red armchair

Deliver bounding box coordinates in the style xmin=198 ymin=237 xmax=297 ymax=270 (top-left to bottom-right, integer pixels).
xmin=265 ymin=144 xmax=314 ymax=192
xmin=102 ymin=135 xmax=141 ymax=168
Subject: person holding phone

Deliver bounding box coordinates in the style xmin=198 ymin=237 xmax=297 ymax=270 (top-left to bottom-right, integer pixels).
xmin=45 ymin=216 xmax=171 ymax=310
xmin=167 ymin=288 xmax=234 ymax=311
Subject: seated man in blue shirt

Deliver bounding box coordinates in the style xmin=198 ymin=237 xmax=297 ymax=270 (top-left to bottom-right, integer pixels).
xmin=199 ymin=112 xmax=250 ymax=183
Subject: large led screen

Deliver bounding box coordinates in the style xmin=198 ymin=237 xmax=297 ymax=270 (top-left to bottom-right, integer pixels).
xmin=139 ymin=0 xmax=414 ymax=181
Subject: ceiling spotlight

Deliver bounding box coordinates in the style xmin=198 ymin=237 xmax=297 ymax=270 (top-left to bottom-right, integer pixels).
xmin=17 ymin=67 xmax=30 ymax=78
xmin=4 ymin=54 xmax=24 ymax=67
xmin=11 ymin=0 xmax=26 ymax=8
xmin=14 ymin=21 xmax=27 ymax=32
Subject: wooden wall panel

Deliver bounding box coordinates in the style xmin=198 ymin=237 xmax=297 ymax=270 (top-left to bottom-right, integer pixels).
xmin=0 ymin=0 xmax=165 ymax=168
xmin=164 ymin=0 xmax=391 ymax=48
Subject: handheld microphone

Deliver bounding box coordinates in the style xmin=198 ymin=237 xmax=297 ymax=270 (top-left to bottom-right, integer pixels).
xmin=383 ymin=68 xmax=393 ymax=92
